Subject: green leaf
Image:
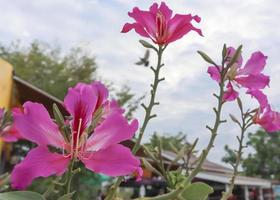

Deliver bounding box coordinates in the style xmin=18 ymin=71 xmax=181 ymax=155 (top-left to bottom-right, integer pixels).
xmin=139 ymin=40 xmax=155 ymax=49
xmin=181 ymin=182 xmax=213 ymax=200
xmin=237 ymin=97 xmax=243 ymax=112
xmin=0 ymin=191 xmax=45 ymax=200
xmin=229 ymin=114 xmax=241 ymax=126
xmin=222 ymin=43 xmax=227 ymax=59
xmin=197 ymin=51 xmax=217 ymax=66
xmin=57 ymin=192 xmax=76 ymax=200
xmin=53 ymin=103 xmax=65 ymax=127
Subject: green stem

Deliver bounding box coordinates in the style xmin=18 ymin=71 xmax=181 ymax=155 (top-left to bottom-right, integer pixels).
xmin=132 ymin=45 xmax=164 ymax=154
xmin=221 ymin=109 xmax=249 ymax=200
xmin=186 ymin=73 xmax=226 ymax=183
xmin=65 ymin=159 xmax=75 ymax=194
xmin=105 ymin=45 xmax=165 ymax=200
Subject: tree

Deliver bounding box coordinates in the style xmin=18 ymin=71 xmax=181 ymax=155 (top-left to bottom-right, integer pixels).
xmin=113 ymin=85 xmax=145 ymax=120
xmin=222 ymin=130 xmax=280 ymax=180
xmin=0 ymin=41 xmax=97 ymax=99
xmin=146 ymin=132 xmax=189 ymax=152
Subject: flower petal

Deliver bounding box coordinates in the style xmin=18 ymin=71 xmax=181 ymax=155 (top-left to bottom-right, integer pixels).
xmin=81 ymin=144 xmax=142 ymax=179
xmin=64 ymin=83 xmax=97 ymax=138
xmin=158 ymin=2 xmax=172 ymax=20
xmin=246 ymin=89 xmax=268 ymax=111
xmin=86 ymin=113 xmax=138 ymax=152
xmin=102 ymin=100 xmax=125 ymax=121
xmin=238 ymin=51 xmax=267 ymax=76
xmin=13 ymin=102 xmax=65 ymax=148
xmin=11 ymin=146 xmax=70 ymax=189
xmin=121 ymin=23 xmax=150 ymax=38
xmin=226 ymin=47 xmax=243 ymax=66
xmin=235 ymin=74 xmax=270 ymax=89
xmin=167 ymin=14 xmax=202 ymax=43
xmin=255 ymin=107 xmax=280 ymax=132
xmin=91 ymin=81 xmax=109 ymax=109
xmin=207 ymin=66 xmax=221 ymax=83
xmin=1 ymin=125 xmax=22 ymax=142
xmin=126 ymin=7 xmax=157 ymax=38
xmin=223 ymin=82 xmax=239 ymax=101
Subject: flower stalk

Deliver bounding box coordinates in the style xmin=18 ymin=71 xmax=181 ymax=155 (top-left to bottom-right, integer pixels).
xmin=105 ymin=44 xmax=166 ymax=200
xmin=186 ymin=45 xmax=243 ymax=184
xmin=221 ymin=102 xmax=251 ymax=200
xmin=186 ymin=77 xmax=225 ymax=183
xmin=133 ymin=44 xmax=165 ymax=154
xmin=65 ymin=159 xmax=75 ymax=194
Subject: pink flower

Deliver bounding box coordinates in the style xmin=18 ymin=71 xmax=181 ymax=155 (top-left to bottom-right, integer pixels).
xmin=0 ymin=108 xmax=22 ymax=142
xmin=246 ymin=89 xmax=268 ymax=112
xmin=208 ymin=47 xmax=270 ymax=101
xmin=121 ymin=2 xmax=202 ymax=45
xmin=253 ymin=106 xmax=280 ymax=132
xmin=11 ymin=82 xmax=142 ymax=189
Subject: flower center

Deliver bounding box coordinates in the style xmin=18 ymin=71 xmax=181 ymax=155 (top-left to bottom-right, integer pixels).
xmin=70 ymin=118 xmax=86 ymax=159
xmin=226 ymin=64 xmax=239 ymax=80
xmin=156 ymin=11 xmax=167 ymax=43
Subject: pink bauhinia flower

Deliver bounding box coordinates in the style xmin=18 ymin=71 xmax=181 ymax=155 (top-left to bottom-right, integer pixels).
xmin=248 ymin=90 xmax=280 ymax=132
xmin=121 ymin=2 xmax=202 ymax=45
xmin=0 ymin=108 xmax=22 ymax=142
xmin=11 ymin=82 xmax=142 ymax=189
xmin=253 ymin=106 xmax=280 ymax=132
xmin=208 ymin=47 xmax=270 ymax=102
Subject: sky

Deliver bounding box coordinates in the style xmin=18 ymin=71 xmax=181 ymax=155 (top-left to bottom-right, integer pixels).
xmin=0 ymin=0 xmax=280 ymax=166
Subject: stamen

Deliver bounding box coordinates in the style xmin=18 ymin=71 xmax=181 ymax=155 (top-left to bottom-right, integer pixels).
xmin=74 ymin=118 xmax=83 ymax=159
xmin=62 ymin=143 xmax=71 ymax=158
xmin=70 ymin=130 xmax=75 ymax=159
xmin=156 ymin=11 xmax=166 ymax=43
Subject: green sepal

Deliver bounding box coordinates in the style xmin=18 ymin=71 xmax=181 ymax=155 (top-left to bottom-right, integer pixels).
xmin=197 ymin=51 xmax=217 ymax=66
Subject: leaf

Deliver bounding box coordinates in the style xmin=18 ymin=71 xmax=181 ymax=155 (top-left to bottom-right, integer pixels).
xmin=197 ymin=51 xmax=217 ymax=66
xmin=139 ymin=40 xmax=155 ymax=49
xmin=237 ymin=97 xmax=243 ymax=111
xmin=222 ymin=43 xmax=227 ymax=59
xmin=57 ymin=192 xmax=76 ymax=200
xmin=181 ymin=182 xmax=213 ymax=200
xmin=53 ymin=103 xmax=65 ymax=127
xmin=229 ymin=114 xmax=241 ymax=126
xmin=0 ymin=191 xmax=45 ymax=200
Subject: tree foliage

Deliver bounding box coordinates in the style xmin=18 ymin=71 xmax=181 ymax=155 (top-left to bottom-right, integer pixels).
xmin=0 ymin=41 xmax=97 ymax=99
xmin=146 ymin=132 xmax=189 ymax=152
xmin=222 ymin=130 xmax=280 ymax=180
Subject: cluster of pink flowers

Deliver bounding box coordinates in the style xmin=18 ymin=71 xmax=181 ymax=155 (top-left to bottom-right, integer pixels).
xmin=208 ymin=47 xmax=280 ymax=132
xmin=11 ymin=82 xmax=142 ymax=189
xmin=1 ymin=1 xmax=279 ymax=194
xmin=4 ymin=1 xmax=204 ymax=191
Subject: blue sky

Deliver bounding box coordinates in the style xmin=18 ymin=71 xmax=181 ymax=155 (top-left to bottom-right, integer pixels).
xmin=1 ymin=0 xmax=280 ymax=166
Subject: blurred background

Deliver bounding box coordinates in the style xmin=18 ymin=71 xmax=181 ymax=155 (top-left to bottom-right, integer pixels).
xmin=0 ymin=0 xmax=280 ymax=199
